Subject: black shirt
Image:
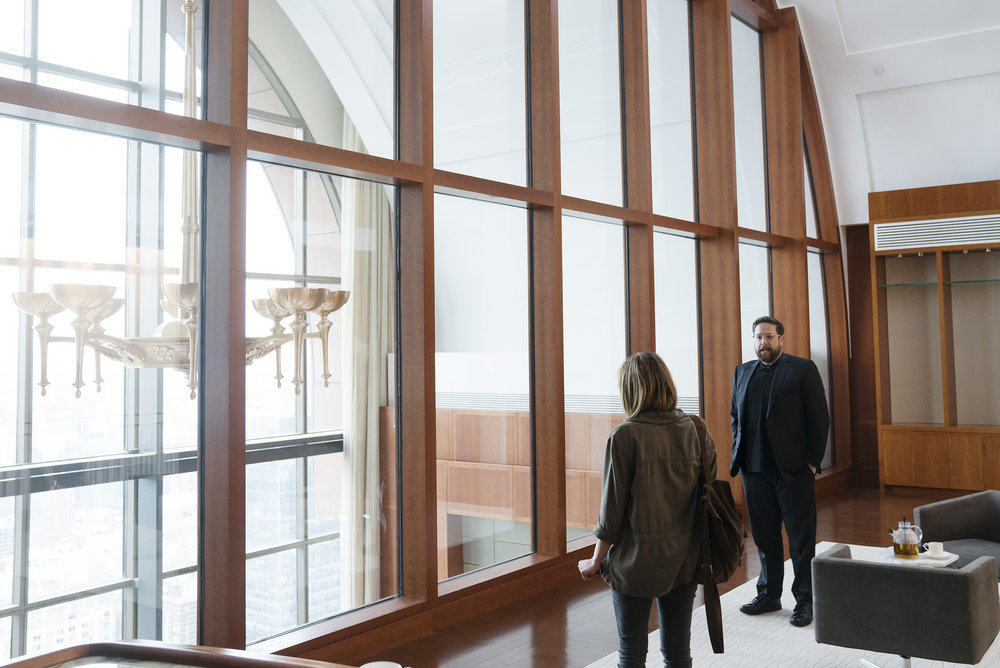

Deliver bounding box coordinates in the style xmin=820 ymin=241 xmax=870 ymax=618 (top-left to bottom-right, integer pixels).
xmin=742 ymin=360 xmax=777 ymax=474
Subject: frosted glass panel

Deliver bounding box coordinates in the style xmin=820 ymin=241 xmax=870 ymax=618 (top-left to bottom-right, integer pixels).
xmin=884 ymin=255 xmax=943 ymax=424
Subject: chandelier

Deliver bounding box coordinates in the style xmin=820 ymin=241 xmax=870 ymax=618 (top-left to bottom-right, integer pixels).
xmin=11 ymin=1 xmax=348 ymax=399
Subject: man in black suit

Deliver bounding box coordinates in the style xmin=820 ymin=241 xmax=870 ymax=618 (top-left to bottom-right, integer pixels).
xmin=730 ymin=315 xmax=829 ymax=627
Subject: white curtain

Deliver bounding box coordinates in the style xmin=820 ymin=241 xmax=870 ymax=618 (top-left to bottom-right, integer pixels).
xmin=339 ymin=120 xmax=395 ymax=608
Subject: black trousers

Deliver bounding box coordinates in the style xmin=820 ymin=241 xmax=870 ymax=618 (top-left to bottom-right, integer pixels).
xmin=741 ymin=467 xmax=817 ymax=604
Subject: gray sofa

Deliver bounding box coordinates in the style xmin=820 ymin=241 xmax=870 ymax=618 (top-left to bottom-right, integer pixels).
xmin=812 ymin=543 xmax=999 ymax=665
xmin=914 ymin=490 xmax=1000 ymax=576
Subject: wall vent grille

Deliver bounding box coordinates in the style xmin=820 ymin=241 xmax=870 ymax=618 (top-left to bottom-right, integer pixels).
xmin=873 ymin=214 xmax=1000 ymax=251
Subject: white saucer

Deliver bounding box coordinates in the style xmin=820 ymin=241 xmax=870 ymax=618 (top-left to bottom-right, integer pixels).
xmin=923 ymin=552 xmax=950 ymax=560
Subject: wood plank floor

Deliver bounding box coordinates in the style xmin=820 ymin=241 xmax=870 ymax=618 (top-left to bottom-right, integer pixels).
xmin=355 ymin=484 xmax=960 ymax=668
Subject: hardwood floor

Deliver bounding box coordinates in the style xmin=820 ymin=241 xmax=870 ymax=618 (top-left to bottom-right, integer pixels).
xmin=355 ymin=484 xmax=961 ymax=668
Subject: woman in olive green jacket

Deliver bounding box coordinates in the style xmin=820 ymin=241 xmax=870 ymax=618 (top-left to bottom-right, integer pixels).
xmin=579 ymin=352 xmax=718 ymax=668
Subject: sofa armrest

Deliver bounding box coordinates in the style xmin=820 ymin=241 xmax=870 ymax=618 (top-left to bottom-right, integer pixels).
xmin=915 ymin=491 xmax=1000 ymax=543
xmin=813 ymin=549 xmax=1000 ymax=664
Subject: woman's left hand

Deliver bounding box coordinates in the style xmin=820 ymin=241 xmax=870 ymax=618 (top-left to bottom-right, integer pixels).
xmin=578 ymin=557 xmax=600 ymax=580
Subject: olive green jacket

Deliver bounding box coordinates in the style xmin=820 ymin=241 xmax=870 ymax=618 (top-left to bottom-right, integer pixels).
xmin=594 ymin=409 xmax=718 ymax=598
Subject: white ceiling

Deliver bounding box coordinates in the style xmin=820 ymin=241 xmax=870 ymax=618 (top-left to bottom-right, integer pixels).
xmin=776 ymin=0 xmax=1000 ymax=227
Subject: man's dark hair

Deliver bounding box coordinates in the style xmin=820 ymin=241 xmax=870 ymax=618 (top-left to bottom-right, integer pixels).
xmin=752 ymin=315 xmax=784 ymax=336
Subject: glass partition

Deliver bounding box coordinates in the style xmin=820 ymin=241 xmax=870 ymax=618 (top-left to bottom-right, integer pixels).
xmin=434 ymin=195 xmax=532 ymax=580
xmin=1 ymin=117 xmax=200 ymax=655
xmin=562 ymin=215 xmax=627 ymax=542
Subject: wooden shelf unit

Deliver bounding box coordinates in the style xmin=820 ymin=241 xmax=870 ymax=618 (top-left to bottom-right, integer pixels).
xmin=869 ymin=180 xmax=1000 ymax=490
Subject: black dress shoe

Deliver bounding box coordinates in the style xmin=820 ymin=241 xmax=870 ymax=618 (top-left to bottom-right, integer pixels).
xmin=789 ymin=600 xmax=813 ymax=627
xmin=739 ymin=594 xmax=782 ymax=615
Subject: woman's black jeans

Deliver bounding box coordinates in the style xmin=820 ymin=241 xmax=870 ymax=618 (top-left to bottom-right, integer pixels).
xmin=611 ymin=581 xmax=698 ymax=668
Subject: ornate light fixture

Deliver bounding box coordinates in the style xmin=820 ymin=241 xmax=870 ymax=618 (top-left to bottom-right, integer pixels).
xmin=11 ymin=1 xmax=349 ymax=399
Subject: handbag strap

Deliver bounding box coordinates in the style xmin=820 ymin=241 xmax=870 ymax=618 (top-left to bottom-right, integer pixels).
xmin=691 ymin=415 xmax=714 ymax=576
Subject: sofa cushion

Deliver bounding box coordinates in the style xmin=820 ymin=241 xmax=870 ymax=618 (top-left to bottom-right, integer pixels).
xmin=946 ymin=539 xmax=1000 ymax=576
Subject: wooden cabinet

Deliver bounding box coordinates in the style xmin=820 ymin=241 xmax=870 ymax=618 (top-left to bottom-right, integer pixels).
xmin=870 ymin=180 xmax=1000 ymax=490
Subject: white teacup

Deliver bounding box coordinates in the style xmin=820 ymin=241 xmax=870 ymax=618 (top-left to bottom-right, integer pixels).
xmin=360 ymin=662 xmax=403 ymax=668
xmin=923 ymin=541 xmax=944 ymax=557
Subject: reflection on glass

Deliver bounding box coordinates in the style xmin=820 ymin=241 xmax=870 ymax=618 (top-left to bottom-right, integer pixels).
xmin=559 ymin=0 xmax=623 ymax=205
xmin=247 ymin=0 xmax=395 ymax=158
xmin=245 ymin=161 xmax=397 ymax=636
xmin=739 ymin=243 xmax=771 ymax=362
xmin=949 ymin=250 xmax=1000 ymax=426
xmin=29 ymin=485 xmax=124 ymax=601
xmin=434 ymin=194 xmax=531 ymax=579
xmin=563 ymin=216 xmax=626 ymax=542
xmin=247 ymin=551 xmax=297 ymax=644
xmin=648 ymin=0 xmax=695 ymax=220
xmin=0 ymin=498 xmax=14 ymax=607
xmin=884 ymin=255 xmax=942 ymax=424
xmin=26 ymin=592 xmax=123 ymax=656
xmin=732 ymin=18 xmax=767 ymax=232
xmin=807 ymin=251 xmax=833 ymax=469
xmin=434 ymin=0 xmax=526 ymax=185
xmin=653 ymin=231 xmax=700 ymax=412
xmin=3 ymin=117 xmax=201 ymax=656
xmin=6 ymin=0 xmax=198 ymax=114
xmin=163 ymin=573 xmax=198 ymax=645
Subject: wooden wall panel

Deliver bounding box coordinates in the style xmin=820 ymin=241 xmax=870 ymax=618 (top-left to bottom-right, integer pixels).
xmin=564 ymin=413 xmax=592 ymax=471
xmin=513 ymin=467 xmax=532 ymax=523
xmin=880 ymin=430 xmax=916 ymax=486
xmin=445 ymin=462 xmax=513 ymax=518
xmin=868 ymin=180 xmax=1000 ymax=223
xmin=453 ymin=411 xmax=519 ymax=465
xmin=691 ymin=0 xmax=744 ymax=509
xmin=982 ymin=435 xmax=1000 ymax=491
xmin=846 ymin=226 xmax=879 ymax=485
xmin=436 ymin=410 xmax=455 ymax=461
xmin=946 ymin=433 xmax=985 ymax=489
xmin=565 ymin=471 xmax=588 ymax=528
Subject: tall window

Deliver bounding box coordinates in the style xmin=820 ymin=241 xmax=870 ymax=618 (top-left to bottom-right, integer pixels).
xmin=243 ymin=163 xmax=397 ymax=642
xmin=653 ymin=231 xmax=700 ymax=413
xmin=559 ymin=0 xmax=623 ymax=205
xmin=731 ymin=17 xmax=768 ymax=232
xmin=434 ymin=0 xmax=527 ymax=185
xmin=739 ymin=243 xmax=771 ymax=362
xmin=434 ymin=195 xmax=532 ymax=580
xmin=247 ymin=0 xmax=396 ymax=158
xmin=562 ymin=216 xmax=627 ymax=541
xmin=2 ymin=118 xmax=201 ymax=656
xmin=807 ymin=251 xmax=833 ymax=470
xmin=648 ymin=0 xmax=696 ymax=221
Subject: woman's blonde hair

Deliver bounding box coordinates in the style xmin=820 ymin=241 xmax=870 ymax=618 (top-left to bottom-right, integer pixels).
xmin=617 ymin=352 xmax=678 ymax=420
